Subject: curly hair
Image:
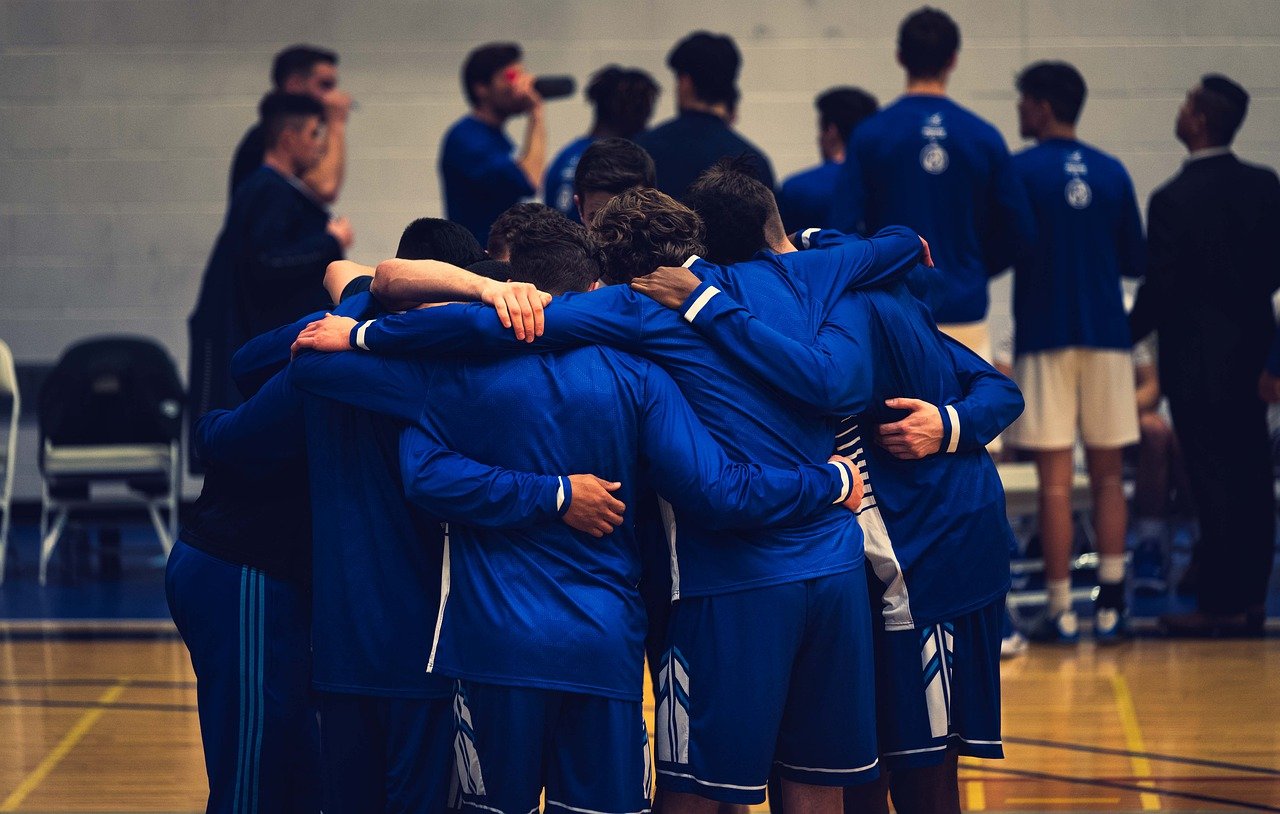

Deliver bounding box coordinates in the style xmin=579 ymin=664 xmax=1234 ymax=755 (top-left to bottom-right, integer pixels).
xmin=591 ymin=188 xmax=706 ymax=285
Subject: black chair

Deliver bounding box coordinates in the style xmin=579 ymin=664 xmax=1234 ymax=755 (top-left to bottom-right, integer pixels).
xmin=37 ymin=336 xmax=183 ymax=585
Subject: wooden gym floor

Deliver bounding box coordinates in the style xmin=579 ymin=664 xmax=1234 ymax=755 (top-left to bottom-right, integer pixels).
xmin=0 ymin=625 xmax=1277 ymax=813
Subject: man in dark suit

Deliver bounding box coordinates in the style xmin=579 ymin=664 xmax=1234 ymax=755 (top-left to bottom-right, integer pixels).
xmin=1130 ymin=74 xmax=1280 ymax=637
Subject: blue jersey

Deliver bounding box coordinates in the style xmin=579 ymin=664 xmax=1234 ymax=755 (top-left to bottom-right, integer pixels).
xmin=1269 ymin=327 xmax=1280 ymax=377
xmin=439 ymin=115 xmax=536 ymax=244
xmin=543 ymin=135 xmax=593 ymax=223
xmin=777 ymin=161 xmax=842 ymax=234
xmin=831 ymin=96 xmax=1035 ymax=324
xmin=1010 ymin=139 xmax=1145 ymax=355
xmin=348 ymin=228 xmax=922 ymax=598
xmin=669 ymin=258 xmax=1022 ymax=627
xmin=235 ymin=299 xmax=562 ymax=698
xmin=297 ymin=345 xmax=855 ymax=701
xmin=636 ymin=111 xmax=776 ymax=198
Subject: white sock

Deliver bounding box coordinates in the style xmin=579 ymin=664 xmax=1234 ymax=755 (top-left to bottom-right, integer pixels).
xmin=1098 ymin=554 xmax=1126 ymax=585
xmin=1048 ymin=578 xmax=1072 ymax=616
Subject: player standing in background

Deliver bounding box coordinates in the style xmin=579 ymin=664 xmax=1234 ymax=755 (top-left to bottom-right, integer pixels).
xmin=777 ymin=87 xmax=878 ymax=234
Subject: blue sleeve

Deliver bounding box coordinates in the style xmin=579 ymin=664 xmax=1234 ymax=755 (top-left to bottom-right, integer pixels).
xmin=937 ymin=335 xmax=1025 ymax=453
xmin=1130 ymin=190 xmax=1175 ymax=343
xmin=677 ymin=283 xmax=872 ymax=416
xmin=636 ymin=362 xmax=856 ymax=528
xmin=350 ymin=289 xmax=645 ymax=357
xmin=287 ymin=350 xmax=430 ymax=422
xmin=1117 ymin=169 xmax=1147 ymax=280
xmin=829 ymin=132 xmax=868 ymax=233
xmin=398 ymin=423 xmax=569 ymax=529
xmin=230 ymin=293 xmax=377 ymax=393
xmin=245 ymin=186 xmax=342 ymax=281
xmin=983 ymin=147 xmax=1038 ymax=276
xmin=447 ymin=134 xmax=535 ymax=197
xmin=194 ymin=367 xmax=304 ymax=471
xmin=787 ymin=226 xmax=923 ymax=307
xmin=1268 ymin=327 xmax=1280 ymax=377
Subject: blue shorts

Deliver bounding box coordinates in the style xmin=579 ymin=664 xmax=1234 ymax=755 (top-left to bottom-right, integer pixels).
xmin=318 ymin=692 xmax=455 ymax=813
xmin=166 ymin=539 xmax=319 ymax=814
xmin=654 ymin=570 xmax=878 ymax=805
xmin=874 ymin=597 xmax=1005 ymax=770
xmin=453 ymin=681 xmax=652 ymax=814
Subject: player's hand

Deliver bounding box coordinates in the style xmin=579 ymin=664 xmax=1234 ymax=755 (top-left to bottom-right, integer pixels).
xmin=828 ymin=454 xmax=864 ymax=511
xmin=292 ymin=314 xmax=358 ymax=355
xmin=876 ymin=397 xmax=943 ymax=459
xmin=322 ymin=89 xmax=354 ymax=124
xmin=1260 ymin=371 xmax=1280 ymax=403
xmin=480 ymin=279 xmax=552 ymax=342
xmin=562 ymin=475 xmax=626 ymax=538
xmin=511 ymin=71 xmax=543 ymax=115
xmin=327 ymin=216 xmax=355 ymax=249
xmin=919 ymin=235 xmax=934 ymax=267
xmin=630 ymin=266 xmax=701 ymax=310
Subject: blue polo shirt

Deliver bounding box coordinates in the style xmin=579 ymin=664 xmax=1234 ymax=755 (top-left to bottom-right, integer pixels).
xmin=439 ymin=115 xmax=536 ymax=244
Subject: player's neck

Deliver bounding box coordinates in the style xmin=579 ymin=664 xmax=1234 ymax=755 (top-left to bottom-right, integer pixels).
xmin=905 ymin=77 xmax=948 ymax=96
xmin=1038 ymin=121 xmax=1077 ymax=142
xmin=471 ymin=105 xmax=507 ymax=128
xmin=680 ymin=99 xmax=731 ymax=122
xmin=263 ymin=151 xmax=297 ymax=179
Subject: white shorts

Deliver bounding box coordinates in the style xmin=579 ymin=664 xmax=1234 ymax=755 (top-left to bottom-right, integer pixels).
xmin=939 ymin=320 xmax=1002 ymax=454
xmin=1007 ymin=347 xmax=1140 ymax=450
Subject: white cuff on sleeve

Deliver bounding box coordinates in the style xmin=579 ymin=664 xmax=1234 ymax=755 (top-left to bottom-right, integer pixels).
xmin=944 ymin=404 xmax=960 ymax=453
xmin=682 ymin=286 xmax=721 ymax=322
xmin=801 ymin=227 xmax=821 ymax=249
xmin=354 ymin=320 xmax=374 ymax=351
xmin=831 ymin=460 xmax=853 ymax=503
xmin=556 ymin=476 xmax=566 ymax=512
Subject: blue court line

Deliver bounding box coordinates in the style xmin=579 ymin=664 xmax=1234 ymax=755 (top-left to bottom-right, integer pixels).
xmin=959 ymin=763 xmax=1280 ymax=812
xmin=1003 ymin=736 xmax=1280 ymax=777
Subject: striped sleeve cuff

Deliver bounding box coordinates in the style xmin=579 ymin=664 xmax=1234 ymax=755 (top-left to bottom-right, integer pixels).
xmin=800 ymin=227 xmax=821 ymax=249
xmin=350 ymin=320 xmax=374 ymax=351
xmin=555 ymin=475 xmax=572 ymax=517
xmin=938 ymin=404 xmax=961 ymax=454
xmin=681 ymin=284 xmax=722 ymax=323
xmin=829 ymin=459 xmax=856 ymax=504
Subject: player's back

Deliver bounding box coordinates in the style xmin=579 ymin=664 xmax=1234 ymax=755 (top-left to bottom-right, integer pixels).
xmin=841 ymin=279 xmax=1016 ymax=628
xmin=1011 ymin=139 xmax=1142 ymax=354
xmin=841 ymin=96 xmax=1013 ymax=322
xmin=416 ymin=346 xmax=656 ymax=701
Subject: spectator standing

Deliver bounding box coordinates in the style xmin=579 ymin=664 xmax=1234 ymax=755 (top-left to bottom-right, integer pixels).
xmin=1004 ymin=62 xmax=1145 ymax=643
xmin=776 ymin=87 xmax=878 ymax=233
xmin=830 ymin=7 xmax=1035 ymax=362
xmin=440 ymin=43 xmax=547 ymax=245
xmin=229 ymin=45 xmax=351 ymax=203
xmin=544 ymin=66 xmax=659 ymax=223
xmin=1130 ymin=75 xmax=1280 ymax=637
xmin=636 ymin=32 xmax=775 ymax=198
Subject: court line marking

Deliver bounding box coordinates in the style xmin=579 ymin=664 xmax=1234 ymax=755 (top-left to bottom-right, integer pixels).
xmin=1004 ymin=736 xmax=1280 ymax=776
xmin=964 ymin=777 xmax=986 ymax=810
xmin=1110 ymin=673 xmax=1161 ymax=811
xmin=957 ymin=762 xmax=1280 ymax=813
xmin=0 ymin=697 xmax=195 ymax=713
xmin=1005 ymin=798 xmax=1121 ymax=804
xmin=0 ymin=679 xmax=129 ymax=811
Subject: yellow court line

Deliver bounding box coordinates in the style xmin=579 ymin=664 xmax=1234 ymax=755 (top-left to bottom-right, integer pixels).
xmin=0 ymin=679 xmax=129 ymax=811
xmin=965 ymin=777 xmax=987 ymax=810
xmin=1109 ymin=673 xmax=1161 ymax=811
xmin=1006 ymin=798 xmax=1122 ymax=804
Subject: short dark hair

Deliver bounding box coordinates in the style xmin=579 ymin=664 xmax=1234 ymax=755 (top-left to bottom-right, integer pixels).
xmin=396 ymin=218 xmax=487 ymax=265
xmin=683 ymin=156 xmax=777 ymax=265
xmin=1016 ymin=62 xmax=1087 ymax=125
xmin=467 ymin=258 xmax=513 ymax=283
xmin=486 ymin=202 xmax=562 ymax=258
xmin=258 ymin=92 xmax=326 ymax=150
xmin=271 ymin=45 xmax=338 ymax=89
xmin=667 ymin=32 xmax=740 ymax=107
xmin=1195 ymin=74 xmax=1249 ymax=146
xmin=586 ymin=65 xmax=661 ymax=138
xmin=898 ymin=7 xmax=960 ymax=79
xmin=593 ymin=188 xmax=706 ymax=285
xmin=816 ymin=87 xmax=880 ymax=145
xmin=462 ymin=42 xmax=522 ymax=106
xmin=574 ymin=138 xmax=657 ymax=199
xmin=507 ymin=217 xmax=602 ymax=295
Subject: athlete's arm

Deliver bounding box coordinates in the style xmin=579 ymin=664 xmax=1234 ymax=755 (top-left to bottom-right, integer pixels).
xmin=931 ymin=335 xmax=1025 ymax=453
xmin=780 ymin=225 xmax=926 ymax=308
xmin=230 ymin=293 xmax=375 ymax=395
xmin=324 ymin=260 xmax=375 ymax=305
xmin=983 ymin=149 xmax=1038 ymax=277
xmin=195 ymin=367 xmax=304 ymax=472
xmin=288 ymin=350 xmax=430 ymax=423
xmin=370 ymin=258 xmax=549 ymax=341
xmin=635 ymin=272 xmax=872 ymax=416
xmin=398 ymin=423 xmax=625 ymax=536
xmin=637 ymin=362 xmax=862 ymax=528
xmin=1117 ymin=172 xmax=1147 ymax=280
xmin=1130 ymin=190 xmax=1176 ymax=343
xmin=246 ymin=188 xmax=342 ymax=281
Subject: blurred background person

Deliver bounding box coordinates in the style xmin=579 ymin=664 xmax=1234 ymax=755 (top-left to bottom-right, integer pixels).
xmin=1004 ymin=61 xmax=1145 ymax=643
xmin=229 ymin=44 xmax=351 ymax=203
xmin=776 ymin=87 xmax=878 ymax=233
xmin=544 ymin=66 xmax=660 ymax=222
xmin=440 ymin=42 xmax=547 ymax=245
xmin=637 ymin=31 xmax=775 ymax=197
xmin=1130 ymin=74 xmax=1280 ymax=637
xmin=571 ymin=137 xmax=657 ymax=226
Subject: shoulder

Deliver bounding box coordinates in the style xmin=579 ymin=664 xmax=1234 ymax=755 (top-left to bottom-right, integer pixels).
xmin=635 ymin=119 xmax=678 ymax=146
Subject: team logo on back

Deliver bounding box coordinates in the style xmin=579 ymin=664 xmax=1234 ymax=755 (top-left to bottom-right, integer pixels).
xmin=920 ymin=113 xmax=949 ymax=174
xmin=1063 ymin=151 xmax=1091 ymax=208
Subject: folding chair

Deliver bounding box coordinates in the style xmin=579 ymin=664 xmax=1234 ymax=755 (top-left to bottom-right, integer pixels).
xmin=37 ymin=337 xmax=184 ymax=586
xmin=0 ymin=339 xmax=18 ymax=584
